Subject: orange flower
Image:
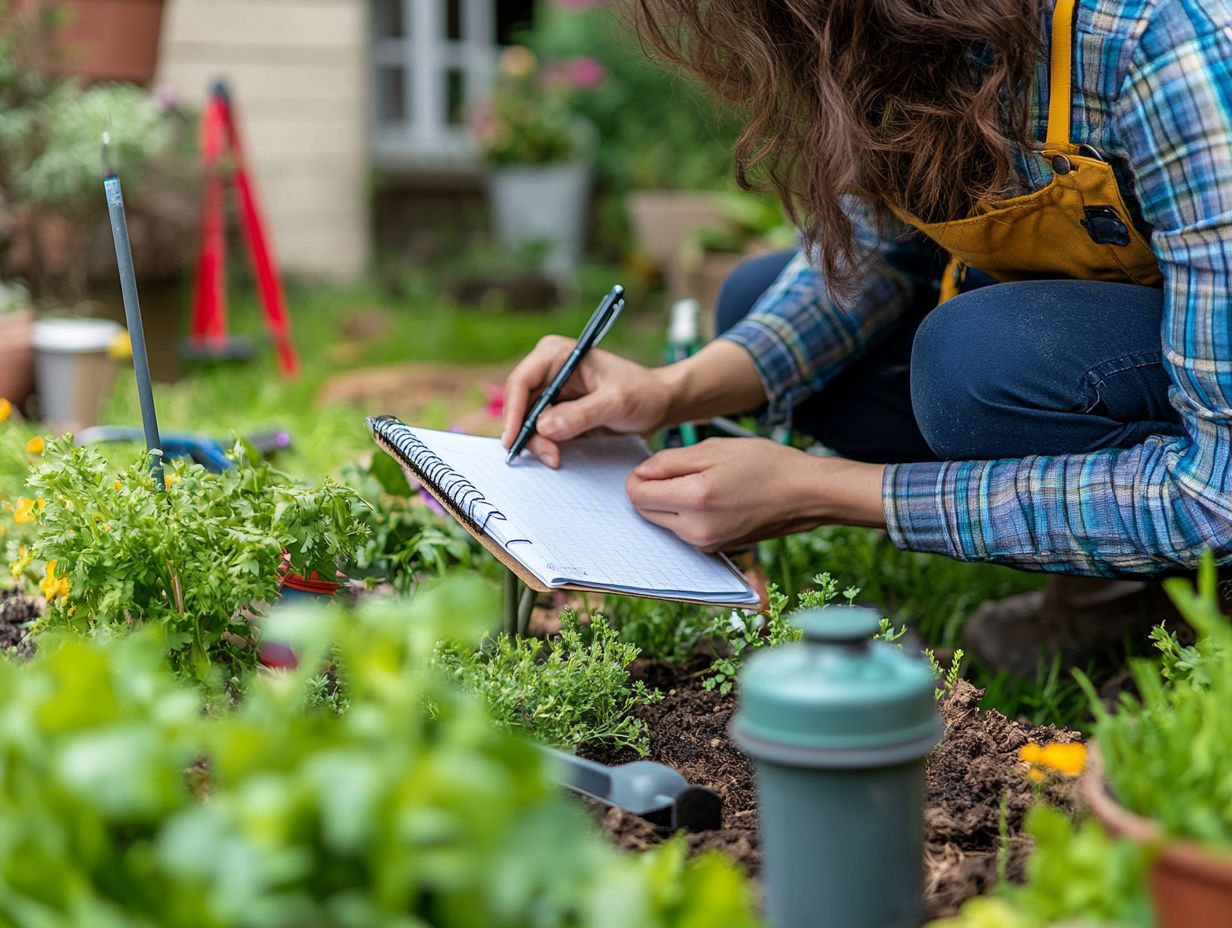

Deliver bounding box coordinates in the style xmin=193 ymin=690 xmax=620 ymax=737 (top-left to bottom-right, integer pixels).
xmin=0 ymin=398 xmax=11 ymax=423
xmin=39 ymin=559 xmax=69 ymax=601
xmin=1019 ymin=741 xmax=1087 ymax=782
xmin=25 ymin=436 xmax=45 ymax=456
xmin=113 ymin=480 xmax=122 ymax=491
xmin=164 ymin=472 xmax=181 ymax=488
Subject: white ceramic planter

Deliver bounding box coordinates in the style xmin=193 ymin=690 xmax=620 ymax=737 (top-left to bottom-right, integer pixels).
xmin=488 ymin=161 xmax=591 ymax=284
xmin=32 ymin=318 xmax=123 ymax=432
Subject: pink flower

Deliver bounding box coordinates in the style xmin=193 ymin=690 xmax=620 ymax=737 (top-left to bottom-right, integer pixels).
xmin=566 ymin=57 xmax=608 ymax=89
xmin=542 ymin=57 xmax=609 ymax=91
xmin=486 ymin=385 xmax=505 ymax=421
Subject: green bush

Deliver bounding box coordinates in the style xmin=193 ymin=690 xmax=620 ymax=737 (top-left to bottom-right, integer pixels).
xmin=524 ymin=0 xmax=736 ymax=192
xmin=25 ymin=439 xmax=368 ymax=688
xmin=0 ymin=581 xmax=762 ymax=926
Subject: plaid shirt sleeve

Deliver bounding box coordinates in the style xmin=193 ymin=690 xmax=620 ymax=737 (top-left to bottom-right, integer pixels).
xmin=885 ymin=0 xmax=1232 ymax=575
xmin=719 ymin=200 xmax=925 ymax=423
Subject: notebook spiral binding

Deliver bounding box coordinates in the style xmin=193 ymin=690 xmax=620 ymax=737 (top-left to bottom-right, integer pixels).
xmin=368 ymin=415 xmax=506 ymax=535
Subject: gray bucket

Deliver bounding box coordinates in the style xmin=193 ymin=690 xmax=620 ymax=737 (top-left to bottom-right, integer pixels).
xmin=32 ymin=318 xmax=124 ymax=432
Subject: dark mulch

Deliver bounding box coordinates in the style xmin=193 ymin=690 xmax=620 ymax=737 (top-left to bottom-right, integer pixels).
xmin=0 ymin=590 xmax=40 ymax=657
xmin=592 ymin=665 xmax=1078 ymax=920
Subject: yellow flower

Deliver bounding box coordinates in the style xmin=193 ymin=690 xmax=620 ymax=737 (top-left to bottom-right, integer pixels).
xmin=164 ymin=472 xmax=181 ymax=488
xmin=113 ymin=481 xmax=122 ymax=491
xmin=13 ymin=497 xmax=37 ymax=524
xmin=39 ymin=559 xmax=69 ymax=601
xmin=499 ymin=45 xmax=537 ymax=79
xmin=8 ymin=545 xmax=32 ymax=579
xmin=1019 ymin=741 xmax=1087 ymax=782
xmin=25 ymin=436 xmax=45 ymax=456
xmin=0 ymin=398 xmax=11 ymax=422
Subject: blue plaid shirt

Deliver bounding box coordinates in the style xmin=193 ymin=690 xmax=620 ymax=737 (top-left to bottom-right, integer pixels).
xmin=721 ymin=0 xmax=1232 ymax=575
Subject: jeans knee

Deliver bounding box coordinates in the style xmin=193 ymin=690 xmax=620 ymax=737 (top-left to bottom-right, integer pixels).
xmin=909 ymin=292 xmax=1006 ymax=459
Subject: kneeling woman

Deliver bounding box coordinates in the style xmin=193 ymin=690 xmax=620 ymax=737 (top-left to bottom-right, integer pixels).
xmin=502 ymin=0 xmax=1232 ymax=670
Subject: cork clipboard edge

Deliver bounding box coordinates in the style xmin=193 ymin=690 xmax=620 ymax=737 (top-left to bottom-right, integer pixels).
xmin=370 ymin=432 xmax=759 ymax=609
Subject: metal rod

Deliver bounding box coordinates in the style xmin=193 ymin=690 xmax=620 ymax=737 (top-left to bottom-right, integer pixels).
xmin=102 ymin=133 xmax=164 ymax=490
xmin=516 ymin=585 xmax=535 ymax=637
xmin=502 ymin=569 xmax=519 ymax=636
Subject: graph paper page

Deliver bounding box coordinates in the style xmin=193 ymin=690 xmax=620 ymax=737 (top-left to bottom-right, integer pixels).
xmin=400 ymin=426 xmax=757 ymax=604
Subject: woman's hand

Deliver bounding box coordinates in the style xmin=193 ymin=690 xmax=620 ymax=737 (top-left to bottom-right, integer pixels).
xmin=626 ymin=438 xmax=887 ymax=551
xmin=502 ymin=337 xmax=769 ymax=468
xmin=501 ymin=335 xmax=675 ymax=468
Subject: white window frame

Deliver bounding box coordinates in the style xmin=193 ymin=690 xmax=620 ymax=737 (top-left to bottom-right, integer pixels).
xmin=372 ymin=0 xmax=496 ymax=170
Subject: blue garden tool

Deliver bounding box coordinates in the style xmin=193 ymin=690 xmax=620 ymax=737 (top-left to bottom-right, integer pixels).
xmin=74 ymin=426 xmax=292 ymax=473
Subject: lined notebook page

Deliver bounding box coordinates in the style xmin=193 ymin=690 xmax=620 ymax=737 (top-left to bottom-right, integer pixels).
xmin=393 ymin=425 xmax=757 ymax=604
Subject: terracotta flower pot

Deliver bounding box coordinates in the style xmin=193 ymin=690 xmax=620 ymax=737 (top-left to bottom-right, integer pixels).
xmin=14 ymin=0 xmax=166 ymax=85
xmin=0 ymin=309 xmax=36 ymax=408
xmin=626 ymin=190 xmax=729 ymax=297
xmin=1082 ymin=750 xmax=1232 ymax=928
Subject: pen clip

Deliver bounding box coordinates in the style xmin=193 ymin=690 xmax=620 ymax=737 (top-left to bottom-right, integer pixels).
xmin=594 ymin=295 xmax=625 ymax=344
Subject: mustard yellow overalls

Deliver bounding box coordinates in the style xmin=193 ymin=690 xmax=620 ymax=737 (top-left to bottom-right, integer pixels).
xmin=891 ymin=0 xmax=1162 ymax=301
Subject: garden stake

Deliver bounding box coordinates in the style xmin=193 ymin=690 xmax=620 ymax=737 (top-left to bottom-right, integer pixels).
xmin=102 ymin=133 xmax=165 ymax=490
xmin=502 ymin=569 xmax=518 ymax=636
xmin=538 ymin=745 xmax=722 ymax=832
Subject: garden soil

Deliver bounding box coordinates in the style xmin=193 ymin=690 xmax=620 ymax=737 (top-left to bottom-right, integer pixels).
xmin=0 ymin=590 xmax=40 ymax=656
xmin=595 ymin=666 xmax=1078 ymax=920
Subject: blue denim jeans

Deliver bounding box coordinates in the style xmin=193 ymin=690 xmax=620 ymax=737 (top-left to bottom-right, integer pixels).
xmin=715 ymin=250 xmax=1183 ymax=464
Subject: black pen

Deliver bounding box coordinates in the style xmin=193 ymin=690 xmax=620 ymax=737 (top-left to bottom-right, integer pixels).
xmin=506 ymin=284 xmax=626 ymax=465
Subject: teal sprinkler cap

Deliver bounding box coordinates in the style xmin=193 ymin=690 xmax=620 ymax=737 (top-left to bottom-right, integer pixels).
xmin=731 ymin=606 xmax=943 ymax=768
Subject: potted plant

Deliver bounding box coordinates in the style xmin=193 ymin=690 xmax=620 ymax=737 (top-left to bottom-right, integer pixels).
xmin=1077 ymin=554 xmax=1232 ymax=928
xmin=523 ymin=0 xmax=737 ymax=282
xmin=7 ymin=0 xmax=167 ymax=85
xmin=0 ymin=280 xmax=34 ymax=407
xmin=275 ymin=479 xmax=372 ymax=605
xmin=472 ymin=45 xmax=596 ymax=286
xmin=0 ymin=71 xmax=197 ymax=381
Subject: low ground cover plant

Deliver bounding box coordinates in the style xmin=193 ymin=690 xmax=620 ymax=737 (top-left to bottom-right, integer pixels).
xmin=20 ymin=438 xmax=367 ymax=689
xmin=437 ymin=609 xmax=661 ymax=757
xmin=0 ymin=582 xmax=761 ymax=927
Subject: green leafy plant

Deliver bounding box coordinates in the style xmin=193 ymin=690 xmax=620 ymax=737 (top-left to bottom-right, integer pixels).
xmin=927 ymin=807 xmax=1153 ymax=927
xmin=0 ymin=580 xmax=763 ymax=926
xmin=600 ymin=594 xmax=717 ymax=666
xmin=437 ymin=609 xmax=662 ymax=757
xmin=1078 ymin=552 xmax=1232 ymax=850
xmin=341 ymin=454 xmax=483 ymax=592
xmin=25 ymin=438 xmax=367 ymax=688
xmin=703 ymin=582 xmax=806 ymax=696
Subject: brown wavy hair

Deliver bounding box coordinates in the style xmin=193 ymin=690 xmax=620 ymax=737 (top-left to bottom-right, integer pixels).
xmin=634 ymin=0 xmax=1042 ymax=293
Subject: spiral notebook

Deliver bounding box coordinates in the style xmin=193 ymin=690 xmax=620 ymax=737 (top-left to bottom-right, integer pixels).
xmin=369 ymin=416 xmax=759 ymax=606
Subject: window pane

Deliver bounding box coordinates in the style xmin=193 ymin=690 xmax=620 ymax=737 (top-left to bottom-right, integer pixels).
xmin=374 ymin=0 xmax=405 ymax=38
xmin=445 ymin=68 xmax=466 ymax=125
xmin=444 ymin=0 xmax=462 ymax=40
xmin=377 ymin=66 xmax=408 ymax=125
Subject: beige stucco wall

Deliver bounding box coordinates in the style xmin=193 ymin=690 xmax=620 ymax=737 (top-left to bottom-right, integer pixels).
xmin=157 ymin=0 xmax=370 ymax=280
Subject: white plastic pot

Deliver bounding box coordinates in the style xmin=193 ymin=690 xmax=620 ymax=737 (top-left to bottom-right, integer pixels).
xmin=32 ymin=318 xmax=124 ymax=432
xmin=488 ymin=160 xmax=591 ymax=285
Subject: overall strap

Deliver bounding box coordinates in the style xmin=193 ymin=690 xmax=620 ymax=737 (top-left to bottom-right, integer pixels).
xmin=1045 ymin=0 xmax=1078 ymax=149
